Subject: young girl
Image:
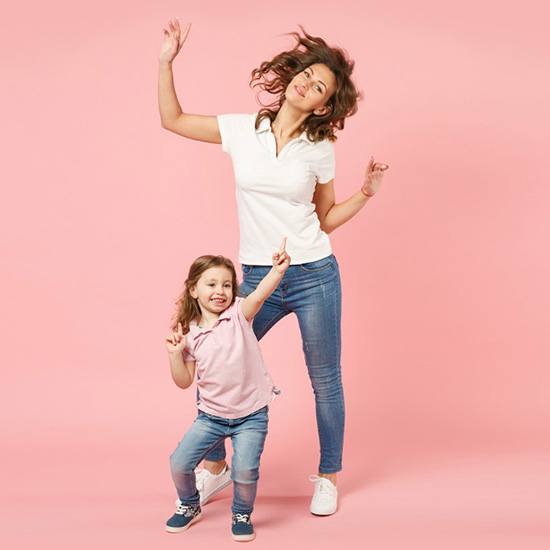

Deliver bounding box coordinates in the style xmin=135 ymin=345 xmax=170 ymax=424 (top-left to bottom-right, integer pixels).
xmin=165 ymin=238 xmax=290 ymax=542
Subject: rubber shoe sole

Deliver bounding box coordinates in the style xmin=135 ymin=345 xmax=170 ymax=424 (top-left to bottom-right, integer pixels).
xmin=231 ymin=531 xmax=256 ymax=542
xmin=165 ymin=511 xmax=202 ymax=533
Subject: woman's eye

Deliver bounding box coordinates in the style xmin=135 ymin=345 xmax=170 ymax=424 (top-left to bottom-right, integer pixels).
xmin=315 ymin=86 xmax=322 ymax=93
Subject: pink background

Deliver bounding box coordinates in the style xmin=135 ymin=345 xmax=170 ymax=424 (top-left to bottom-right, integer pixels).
xmin=2 ymin=0 xmax=549 ymax=548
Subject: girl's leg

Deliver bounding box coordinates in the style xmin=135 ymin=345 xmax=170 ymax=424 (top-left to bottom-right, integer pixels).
xmin=202 ymin=269 xmax=289 ymax=468
xmin=289 ymin=256 xmax=344 ymax=476
xmin=170 ymin=414 xmax=226 ymax=504
xmin=230 ymin=406 xmax=269 ymax=515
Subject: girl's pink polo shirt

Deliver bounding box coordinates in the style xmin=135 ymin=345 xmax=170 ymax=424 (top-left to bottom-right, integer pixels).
xmin=183 ymin=296 xmax=279 ymax=419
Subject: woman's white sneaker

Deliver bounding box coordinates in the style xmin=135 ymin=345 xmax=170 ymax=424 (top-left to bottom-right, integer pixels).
xmin=195 ymin=464 xmax=232 ymax=505
xmin=309 ymin=475 xmax=338 ymax=515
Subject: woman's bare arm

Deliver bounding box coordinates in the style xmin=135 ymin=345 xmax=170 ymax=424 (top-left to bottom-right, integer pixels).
xmin=313 ymin=158 xmax=389 ymax=233
xmin=158 ymin=19 xmax=221 ymax=143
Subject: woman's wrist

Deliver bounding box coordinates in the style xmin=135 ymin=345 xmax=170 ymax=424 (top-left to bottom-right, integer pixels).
xmin=360 ymin=186 xmax=374 ymax=199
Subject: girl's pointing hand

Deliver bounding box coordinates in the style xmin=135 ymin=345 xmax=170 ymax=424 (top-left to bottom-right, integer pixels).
xmin=272 ymin=237 xmax=291 ymax=274
xmin=165 ymin=322 xmax=186 ymax=354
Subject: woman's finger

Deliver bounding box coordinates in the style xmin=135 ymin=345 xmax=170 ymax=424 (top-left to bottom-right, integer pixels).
xmin=279 ymin=236 xmax=287 ymax=253
xmin=366 ymin=156 xmax=374 ymax=174
xmin=181 ymin=22 xmax=191 ymax=42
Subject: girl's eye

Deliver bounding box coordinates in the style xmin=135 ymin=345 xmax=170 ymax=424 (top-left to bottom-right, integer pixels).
xmin=315 ymin=86 xmax=322 ymax=93
xmin=208 ymin=283 xmax=215 ymax=287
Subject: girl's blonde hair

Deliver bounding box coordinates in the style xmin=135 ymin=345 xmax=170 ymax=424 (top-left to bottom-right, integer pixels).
xmin=171 ymin=255 xmax=239 ymax=334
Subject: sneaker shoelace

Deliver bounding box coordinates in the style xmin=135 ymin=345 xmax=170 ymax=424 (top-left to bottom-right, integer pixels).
xmin=233 ymin=513 xmax=251 ymax=524
xmin=308 ymin=475 xmax=336 ymax=498
xmin=175 ymin=501 xmax=198 ymax=517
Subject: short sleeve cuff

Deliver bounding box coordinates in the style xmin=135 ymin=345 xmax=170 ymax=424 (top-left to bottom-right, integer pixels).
xmin=217 ymin=114 xmax=231 ymax=154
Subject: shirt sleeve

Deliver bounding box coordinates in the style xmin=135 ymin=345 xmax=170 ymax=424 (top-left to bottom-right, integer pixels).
xmin=217 ymin=113 xmax=250 ymax=155
xmin=182 ymin=335 xmax=195 ymax=362
xmin=314 ymin=141 xmax=336 ymax=184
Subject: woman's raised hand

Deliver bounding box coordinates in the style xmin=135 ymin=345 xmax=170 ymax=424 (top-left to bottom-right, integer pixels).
xmin=159 ymin=19 xmax=191 ymax=64
xmin=272 ymin=237 xmax=291 ymax=274
xmin=165 ymin=322 xmax=186 ymax=354
xmin=361 ymin=157 xmax=389 ymax=197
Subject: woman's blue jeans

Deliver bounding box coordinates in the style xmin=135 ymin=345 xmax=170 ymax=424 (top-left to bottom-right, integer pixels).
xmin=203 ymin=254 xmax=344 ymax=474
xmin=170 ymin=406 xmax=269 ymax=514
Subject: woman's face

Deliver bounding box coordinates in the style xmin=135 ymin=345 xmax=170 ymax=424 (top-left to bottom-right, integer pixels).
xmin=286 ymin=63 xmax=337 ymax=116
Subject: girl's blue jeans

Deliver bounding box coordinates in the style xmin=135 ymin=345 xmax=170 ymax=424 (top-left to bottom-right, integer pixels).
xmin=170 ymin=406 xmax=269 ymax=515
xmin=203 ymin=254 xmax=344 ymax=474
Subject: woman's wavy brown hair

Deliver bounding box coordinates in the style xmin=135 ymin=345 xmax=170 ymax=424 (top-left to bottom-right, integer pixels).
xmin=249 ymin=26 xmax=361 ymax=143
xmin=171 ymin=255 xmax=239 ymax=334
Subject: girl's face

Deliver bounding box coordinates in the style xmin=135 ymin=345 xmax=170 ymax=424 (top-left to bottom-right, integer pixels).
xmin=190 ymin=266 xmax=234 ymax=315
xmin=286 ymin=63 xmax=337 ymax=116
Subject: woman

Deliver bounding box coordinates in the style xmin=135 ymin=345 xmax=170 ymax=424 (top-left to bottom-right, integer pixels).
xmin=158 ymin=19 xmax=389 ymax=516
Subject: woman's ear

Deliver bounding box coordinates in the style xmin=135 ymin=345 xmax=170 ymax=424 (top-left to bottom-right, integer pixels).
xmin=314 ymin=103 xmax=332 ymax=117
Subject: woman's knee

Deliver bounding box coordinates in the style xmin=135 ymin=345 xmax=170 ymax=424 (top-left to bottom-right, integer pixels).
xmin=309 ymin=368 xmax=344 ymax=400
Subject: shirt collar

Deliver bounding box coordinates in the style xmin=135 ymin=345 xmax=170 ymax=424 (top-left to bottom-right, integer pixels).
xmin=255 ymin=114 xmax=313 ymax=144
xmin=188 ymin=303 xmax=234 ymax=339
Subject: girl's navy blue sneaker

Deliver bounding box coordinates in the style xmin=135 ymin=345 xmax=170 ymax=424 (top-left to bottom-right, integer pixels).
xmin=231 ymin=512 xmax=255 ymax=541
xmin=165 ymin=500 xmax=202 ymax=533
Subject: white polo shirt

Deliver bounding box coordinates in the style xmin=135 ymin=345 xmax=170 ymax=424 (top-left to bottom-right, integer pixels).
xmin=217 ymin=112 xmax=335 ymax=265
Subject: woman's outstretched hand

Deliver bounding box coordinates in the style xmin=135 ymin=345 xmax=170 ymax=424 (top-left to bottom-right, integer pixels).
xmin=159 ymin=19 xmax=191 ymax=64
xmin=361 ymin=157 xmax=389 ymax=197
xmin=165 ymin=322 xmax=186 ymax=354
xmin=272 ymin=237 xmax=291 ymax=274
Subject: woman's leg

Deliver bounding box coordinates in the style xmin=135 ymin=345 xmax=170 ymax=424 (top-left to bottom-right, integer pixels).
xmin=202 ymin=267 xmax=289 ymax=468
xmin=287 ymin=256 xmax=344 ymax=478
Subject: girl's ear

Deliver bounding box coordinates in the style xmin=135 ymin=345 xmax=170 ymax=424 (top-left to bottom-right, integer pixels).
xmin=189 ymin=286 xmax=198 ymax=299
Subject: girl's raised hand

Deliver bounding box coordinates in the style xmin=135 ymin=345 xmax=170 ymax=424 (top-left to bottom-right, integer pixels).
xmin=165 ymin=322 xmax=186 ymax=354
xmin=272 ymin=237 xmax=291 ymax=274
xmin=159 ymin=19 xmax=191 ymax=64
xmin=361 ymin=156 xmax=389 ymax=197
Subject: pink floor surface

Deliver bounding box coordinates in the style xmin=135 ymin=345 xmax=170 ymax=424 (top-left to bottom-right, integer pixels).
xmin=7 ymin=449 xmax=550 ymax=549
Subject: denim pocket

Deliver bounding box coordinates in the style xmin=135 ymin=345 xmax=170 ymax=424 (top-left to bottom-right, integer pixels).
xmin=299 ymin=255 xmax=334 ymax=272
xmin=242 ymin=264 xmax=254 ymax=275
